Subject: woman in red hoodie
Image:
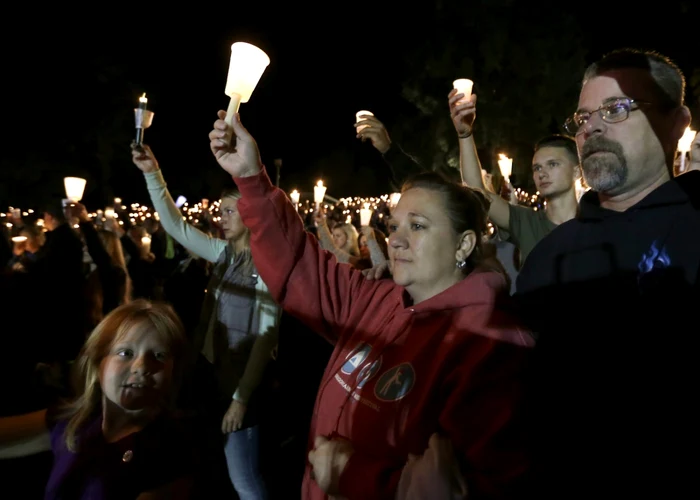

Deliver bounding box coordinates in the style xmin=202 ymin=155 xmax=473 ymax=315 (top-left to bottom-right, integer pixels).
xmin=209 ymin=111 xmax=534 ymax=500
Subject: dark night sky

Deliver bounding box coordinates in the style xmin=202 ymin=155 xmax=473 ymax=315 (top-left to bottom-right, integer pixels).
xmin=1 ymin=2 xmax=696 ymax=211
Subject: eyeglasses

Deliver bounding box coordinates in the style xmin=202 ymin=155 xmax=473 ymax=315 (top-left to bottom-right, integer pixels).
xmin=563 ymin=98 xmax=652 ymax=135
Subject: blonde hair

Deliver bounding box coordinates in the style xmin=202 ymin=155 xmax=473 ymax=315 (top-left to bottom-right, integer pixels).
xmin=61 ymin=300 xmax=188 ymax=452
xmin=332 ymin=223 xmax=360 ymax=257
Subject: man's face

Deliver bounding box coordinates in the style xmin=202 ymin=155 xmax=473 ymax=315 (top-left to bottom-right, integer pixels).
xmin=575 ymin=69 xmax=678 ymax=196
xmin=531 ymin=146 xmax=578 ymax=198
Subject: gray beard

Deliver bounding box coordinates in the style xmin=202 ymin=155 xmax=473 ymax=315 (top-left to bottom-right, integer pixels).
xmin=582 ymin=152 xmax=628 ymax=193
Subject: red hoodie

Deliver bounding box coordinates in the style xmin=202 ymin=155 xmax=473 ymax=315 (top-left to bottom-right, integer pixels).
xmin=236 ymin=169 xmax=534 ymax=500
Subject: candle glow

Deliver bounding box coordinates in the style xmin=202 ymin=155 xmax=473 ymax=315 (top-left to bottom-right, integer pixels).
xmin=497 ymin=154 xmax=513 ymax=182
xmin=314 ymin=180 xmax=327 ymax=205
xmin=360 ymin=203 xmax=373 ymax=226
xmin=453 ymin=78 xmax=474 ymax=104
xmin=224 ymin=42 xmax=270 ymax=125
xmin=355 ymin=110 xmax=374 ymax=133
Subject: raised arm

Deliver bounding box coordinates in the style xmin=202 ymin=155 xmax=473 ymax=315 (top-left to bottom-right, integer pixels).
xmin=209 ymin=111 xmax=390 ymax=344
xmin=355 ymin=114 xmax=426 ymax=187
xmin=131 ymin=144 xmax=226 ymax=264
xmin=448 ymin=89 xmax=511 ymax=231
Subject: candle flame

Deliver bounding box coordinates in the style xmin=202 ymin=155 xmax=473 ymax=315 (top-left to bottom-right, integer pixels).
xmin=498 ymin=153 xmax=509 ymax=160
xmin=317 ymin=180 xmax=323 ymax=187
xmin=139 ymin=93 xmax=148 ymax=104
xmin=678 ymin=127 xmax=697 ymax=153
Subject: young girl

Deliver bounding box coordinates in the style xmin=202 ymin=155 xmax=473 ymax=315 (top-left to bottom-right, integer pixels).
xmin=41 ymin=300 xmax=194 ymax=499
xmin=131 ymin=144 xmax=279 ymax=499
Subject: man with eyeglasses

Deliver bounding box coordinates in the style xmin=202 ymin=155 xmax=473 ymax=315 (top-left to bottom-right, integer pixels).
xmin=515 ymin=49 xmax=700 ymax=497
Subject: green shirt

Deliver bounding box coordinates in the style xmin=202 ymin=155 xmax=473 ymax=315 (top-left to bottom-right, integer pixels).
xmin=507 ymin=204 xmax=557 ymax=266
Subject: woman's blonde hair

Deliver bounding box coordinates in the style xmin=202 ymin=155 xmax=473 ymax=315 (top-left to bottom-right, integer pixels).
xmin=332 ymin=222 xmax=360 ymax=257
xmin=61 ymin=300 xmax=188 ymax=452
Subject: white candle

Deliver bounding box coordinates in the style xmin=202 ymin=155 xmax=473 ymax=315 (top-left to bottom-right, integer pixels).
xmin=12 ymin=236 xmax=27 ymax=243
xmin=224 ymin=42 xmax=271 ymax=126
xmin=290 ymin=189 xmax=300 ymax=208
xmin=678 ymin=127 xmax=697 ymax=153
xmin=497 ymin=154 xmax=513 ymax=183
xmin=453 ymin=78 xmax=473 ymax=104
xmin=64 ymin=177 xmax=86 ymax=202
xmin=389 ymin=193 xmax=401 ymax=208
xmin=677 ymin=127 xmax=697 ymax=173
xmin=360 ymin=203 xmax=372 ymax=226
xmin=355 ymin=110 xmax=374 ymax=133
xmin=314 ymin=181 xmax=326 ymax=206
xmin=141 ymin=236 xmax=151 ymax=254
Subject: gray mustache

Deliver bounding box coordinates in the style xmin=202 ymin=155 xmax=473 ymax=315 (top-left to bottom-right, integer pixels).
xmin=582 ymin=139 xmax=622 ymax=160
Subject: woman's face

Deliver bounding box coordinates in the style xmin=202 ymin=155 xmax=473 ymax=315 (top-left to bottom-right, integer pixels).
xmin=332 ymin=227 xmax=348 ymax=249
xmin=220 ymin=197 xmax=247 ymax=241
xmin=387 ymin=187 xmax=464 ymax=302
xmin=358 ymin=234 xmax=370 ymax=259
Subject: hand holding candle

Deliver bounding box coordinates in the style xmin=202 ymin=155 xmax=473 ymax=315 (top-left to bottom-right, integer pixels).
xmin=497 ymin=154 xmax=513 ymax=183
xmin=453 ymin=79 xmax=473 ymax=105
xmin=224 ymin=42 xmax=270 ymax=126
xmin=355 ymin=111 xmax=374 ymax=133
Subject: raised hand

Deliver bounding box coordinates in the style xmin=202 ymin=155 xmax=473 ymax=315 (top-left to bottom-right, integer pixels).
xmin=130 ymin=143 xmax=160 ymax=173
xmin=448 ymin=89 xmax=477 ymax=138
xmin=209 ymin=111 xmax=262 ymax=178
xmin=355 ymin=115 xmax=392 ymax=154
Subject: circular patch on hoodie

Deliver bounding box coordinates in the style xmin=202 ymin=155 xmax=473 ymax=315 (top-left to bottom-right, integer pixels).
xmin=374 ymin=363 xmax=415 ymax=401
xmin=341 ymin=343 xmax=371 ymax=375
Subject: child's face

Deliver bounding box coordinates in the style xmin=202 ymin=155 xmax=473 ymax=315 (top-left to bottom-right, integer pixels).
xmin=99 ymin=323 xmax=174 ymax=412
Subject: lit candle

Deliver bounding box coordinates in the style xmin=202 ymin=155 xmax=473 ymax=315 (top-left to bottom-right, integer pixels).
xmin=497 ymin=154 xmax=513 ymax=183
xmin=389 ymin=192 xmax=401 ymax=208
xmin=202 ymin=198 xmax=209 ymax=209
xmin=141 ymin=236 xmax=151 ymax=254
xmin=224 ymin=42 xmax=271 ymax=126
xmin=104 ymin=208 xmax=115 ymax=219
xmin=290 ymin=189 xmax=300 ymax=210
xmin=64 ymin=177 xmax=86 ymax=202
xmin=12 ymin=236 xmax=27 ymax=243
xmin=453 ymin=78 xmax=474 ymax=105
xmin=134 ymin=93 xmax=154 ymax=145
xmin=314 ymin=181 xmax=326 ymax=207
xmin=360 ymin=203 xmax=373 ymax=226
xmin=355 ymin=110 xmax=374 ymax=133
xmin=677 ymin=127 xmax=697 ymax=173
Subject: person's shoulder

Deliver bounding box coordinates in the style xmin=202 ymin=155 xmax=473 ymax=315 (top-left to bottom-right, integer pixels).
xmin=676 ymin=171 xmax=700 ymax=209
